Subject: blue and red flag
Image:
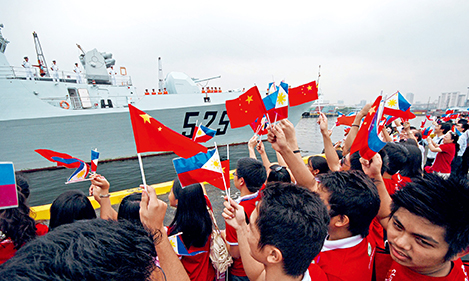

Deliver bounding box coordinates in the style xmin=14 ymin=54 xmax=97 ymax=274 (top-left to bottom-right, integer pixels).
xmin=250 ymin=115 xmax=269 ymax=135
xmin=35 ymin=149 xmax=90 ymax=183
xmin=422 ymin=127 xmax=433 ymax=139
xmin=383 ymin=91 xmax=416 ymax=119
xmin=262 ymin=81 xmax=289 ymax=122
xmin=91 ymin=149 xmax=100 ymax=173
xmin=0 ymin=162 xmax=18 ymax=209
xmin=173 ymin=148 xmax=227 ymax=191
xmin=168 ymin=233 xmax=207 ymax=256
xmin=350 ymin=96 xmax=386 ymax=160
xmin=192 ymin=125 xmax=216 ymax=143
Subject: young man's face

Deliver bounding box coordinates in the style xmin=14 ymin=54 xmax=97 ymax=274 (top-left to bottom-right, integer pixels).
xmin=387 ymin=207 xmax=452 ymax=276
xmin=247 ymin=206 xmax=266 ymax=263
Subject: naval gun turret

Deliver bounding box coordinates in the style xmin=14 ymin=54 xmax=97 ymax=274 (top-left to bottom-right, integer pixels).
xmin=77 ymin=44 xmax=116 ymax=84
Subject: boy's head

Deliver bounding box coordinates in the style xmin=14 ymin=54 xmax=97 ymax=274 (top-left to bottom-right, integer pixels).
xmin=248 ymin=182 xmax=329 ymax=277
xmin=388 ymin=175 xmax=469 ymax=274
xmin=235 ymin=157 xmax=267 ymax=192
xmin=318 ymin=170 xmax=380 ymax=238
xmin=0 ymin=219 xmax=159 ymax=280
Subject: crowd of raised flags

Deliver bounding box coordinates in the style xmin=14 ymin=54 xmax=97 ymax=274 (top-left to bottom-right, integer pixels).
xmin=30 ymin=79 xmax=320 ymax=192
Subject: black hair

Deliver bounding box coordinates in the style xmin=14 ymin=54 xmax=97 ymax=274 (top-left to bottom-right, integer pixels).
xmin=117 ymin=193 xmax=142 ymax=225
xmin=168 ymin=182 xmax=212 ymax=249
xmin=318 ymin=170 xmax=381 ymax=238
xmin=449 ymin=132 xmax=460 ymax=156
xmin=307 ymin=156 xmax=330 ymax=175
xmin=0 ymin=219 xmax=160 ymax=280
xmin=236 ymin=157 xmax=267 ymax=192
xmin=391 ymin=175 xmax=469 ymax=261
xmin=351 ymin=149 xmax=388 ymax=175
xmin=267 ymin=164 xmax=291 ymax=183
xmin=15 ymin=173 xmax=30 ymax=199
xmin=458 ymin=119 xmax=468 ymax=125
xmin=0 ymin=191 xmax=37 ymax=250
xmin=257 ymin=182 xmax=329 ymax=277
xmin=440 ymin=122 xmax=452 ymax=134
xmin=383 ymin=143 xmax=408 ymax=175
xmin=400 ymin=140 xmax=423 ymax=179
xmin=49 ymin=190 xmax=97 ymax=231
xmin=413 ymin=130 xmax=423 ymax=142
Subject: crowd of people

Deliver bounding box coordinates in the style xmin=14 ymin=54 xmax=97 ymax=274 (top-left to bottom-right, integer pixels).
xmin=1 ymin=103 xmax=469 ymax=280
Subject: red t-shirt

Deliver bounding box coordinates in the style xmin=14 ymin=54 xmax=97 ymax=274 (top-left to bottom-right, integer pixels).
xmin=313 ymin=235 xmax=375 ymax=281
xmin=431 ymin=143 xmax=455 ymax=173
xmin=384 ymin=258 xmax=468 ymax=280
xmin=0 ymin=223 xmax=48 ymax=264
xmin=225 ymin=191 xmax=261 ymax=276
xmin=167 ymin=227 xmax=215 ymax=281
xmin=308 ymin=263 xmax=329 ymax=281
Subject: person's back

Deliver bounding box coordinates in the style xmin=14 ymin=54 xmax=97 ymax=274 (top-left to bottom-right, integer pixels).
xmin=226 ymin=157 xmax=267 ymax=281
xmin=313 ymin=170 xmax=381 ymax=281
xmin=167 ymin=181 xmax=215 ymax=281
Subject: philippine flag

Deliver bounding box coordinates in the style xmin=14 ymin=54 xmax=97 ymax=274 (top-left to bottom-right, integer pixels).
xmin=192 ymin=125 xmax=216 ymax=143
xmin=250 ymin=115 xmax=269 ymax=135
xmin=168 ymin=233 xmax=206 ymax=256
xmin=383 ymin=92 xmax=416 ymax=119
xmin=263 ymin=81 xmax=289 ymax=122
xmin=422 ymin=127 xmax=433 ymax=139
xmin=67 ymin=161 xmax=90 ymax=184
xmin=90 ymin=149 xmax=100 ymax=173
xmin=173 ymin=149 xmax=225 ymax=189
xmin=361 ymin=98 xmax=387 ymax=160
xmin=0 ymin=162 xmax=18 ymax=209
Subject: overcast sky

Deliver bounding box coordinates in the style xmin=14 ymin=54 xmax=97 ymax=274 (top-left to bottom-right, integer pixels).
xmin=1 ymin=0 xmax=468 ymax=104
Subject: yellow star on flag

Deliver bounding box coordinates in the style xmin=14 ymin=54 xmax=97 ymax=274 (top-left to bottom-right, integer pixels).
xmin=386 ymin=99 xmax=397 ymax=108
xmin=158 ymin=127 xmax=162 ymax=131
xmin=368 ymin=106 xmax=376 ymax=116
xmin=170 ymin=239 xmax=176 ymax=249
xmin=277 ymin=92 xmax=287 ymax=105
xmin=197 ymin=129 xmax=203 ymax=136
xmin=307 ymin=85 xmax=312 ymax=91
xmin=140 ymin=114 xmax=152 ymax=123
xmin=246 ymin=95 xmax=253 ymax=104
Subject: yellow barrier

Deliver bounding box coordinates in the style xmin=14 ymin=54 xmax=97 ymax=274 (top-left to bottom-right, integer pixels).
xmin=30 ymin=155 xmax=314 ymax=221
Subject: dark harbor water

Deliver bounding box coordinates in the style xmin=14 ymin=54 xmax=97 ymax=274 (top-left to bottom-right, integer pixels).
xmin=24 ymin=116 xmax=423 ymax=207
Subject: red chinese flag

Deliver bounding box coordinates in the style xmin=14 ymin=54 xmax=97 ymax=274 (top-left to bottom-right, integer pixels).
xmin=128 ymin=104 xmax=207 ymax=158
xmin=288 ymin=81 xmax=318 ymax=106
xmin=349 ymin=96 xmax=382 ymax=156
xmin=225 ymin=86 xmax=266 ymax=128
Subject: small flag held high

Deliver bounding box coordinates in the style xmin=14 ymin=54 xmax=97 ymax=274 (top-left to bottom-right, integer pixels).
xmin=288 ymin=81 xmax=318 ymax=107
xmin=225 ymin=86 xmax=266 ymax=129
xmin=192 ymin=125 xmax=216 ymax=143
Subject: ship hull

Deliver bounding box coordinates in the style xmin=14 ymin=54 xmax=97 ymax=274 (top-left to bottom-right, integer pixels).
xmin=0 ymin=79 xmax=310 ymax=170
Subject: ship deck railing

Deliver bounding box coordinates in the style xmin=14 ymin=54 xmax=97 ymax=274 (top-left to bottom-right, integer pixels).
xmin=0 ymin=66 xmax=133 ymax=86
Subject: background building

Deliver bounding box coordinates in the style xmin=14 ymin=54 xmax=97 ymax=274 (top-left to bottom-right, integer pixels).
xmin=405 ymin=92 xmax=414 ymax=104
xmin=437 ymin=92 xmax=467 ymax=109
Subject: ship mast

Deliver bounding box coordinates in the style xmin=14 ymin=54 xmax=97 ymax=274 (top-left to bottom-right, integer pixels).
xmin=32 ymin=31 xmax=49 ymax=77
xmin=158 ymin=57 xmax=164 ymax=91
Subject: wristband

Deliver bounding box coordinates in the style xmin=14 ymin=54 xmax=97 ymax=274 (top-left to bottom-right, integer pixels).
xmin=99 ymin=194 xmax=111 ymax=198
xmin=351 ymin=124 xmax=359 ymax=128
xmin=293 ymin=150 xmax=301 ymax=154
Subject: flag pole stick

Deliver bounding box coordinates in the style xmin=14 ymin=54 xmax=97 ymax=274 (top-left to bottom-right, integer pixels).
xmin=137 ymin=153 xmax=148 ymax=192
xmin=317 ymin=65 xmax=322 ymax=113
xmin=193 ymin=120 xmax=198 ymax=141
xmin=227 ymin=144 xmax=229 ymax=160
xmin=215 ymin=142 xmax=230 ymax=198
